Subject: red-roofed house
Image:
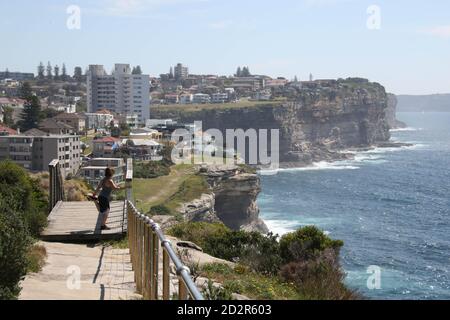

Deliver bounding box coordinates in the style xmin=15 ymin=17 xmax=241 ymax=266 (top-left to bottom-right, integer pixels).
xmin=92 ymin=137 xmax=122 ymax=157
xmin=0 ymin=124 xmax=17 ymax=136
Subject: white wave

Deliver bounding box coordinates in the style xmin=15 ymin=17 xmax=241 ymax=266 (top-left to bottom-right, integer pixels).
xmin=258 ymin=161 xmax=360 ymax=174
xmin=390 ymin=127 xmax=421 ymax=132
xmin=264 ymin=219 xmax=299 ymax=236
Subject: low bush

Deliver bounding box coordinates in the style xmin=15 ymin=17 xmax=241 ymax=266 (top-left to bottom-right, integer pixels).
xmin=0 ymin=204 xmax=30 ymax=300
xmin=149 ymin=205 xmax=172 ymax=216
xmin=26 ymin=244 xmax=47 ymax=273
xmin=201 ymin=279 xmax=234 ymax=301
xmin=200 ymin=263 xmax=300 ymax=300
xmin=134 ymin=161 xmax=171 ymax=179
xmin=168 ymin=222 xmax=229 ymax=249
xmin=280 ymin=249 xmax=360 ymax=300
xmin=169 ymin=222 xmax=282 ymax=275
xmin=279 ymin=225 xmax=343 ymax=263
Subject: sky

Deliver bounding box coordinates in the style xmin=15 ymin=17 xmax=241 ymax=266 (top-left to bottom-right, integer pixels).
xmin=0 ymin=0 xmax=449 ymax=95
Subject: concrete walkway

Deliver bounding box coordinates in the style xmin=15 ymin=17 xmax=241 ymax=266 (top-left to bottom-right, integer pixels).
xmin=20 ymin=242 xmax=141 ymax=300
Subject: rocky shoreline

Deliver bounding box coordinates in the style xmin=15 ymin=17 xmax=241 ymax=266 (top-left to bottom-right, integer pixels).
xmin=274 ymin=141 xmax=413 ymax=169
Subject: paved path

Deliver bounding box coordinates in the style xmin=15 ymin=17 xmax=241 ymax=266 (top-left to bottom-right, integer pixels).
xmin=20 ymin=242 xmax=141 ymax=300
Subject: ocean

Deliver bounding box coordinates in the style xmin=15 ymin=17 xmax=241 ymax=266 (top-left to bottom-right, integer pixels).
xmin=258 ymin=112 xmax=450 ymax=300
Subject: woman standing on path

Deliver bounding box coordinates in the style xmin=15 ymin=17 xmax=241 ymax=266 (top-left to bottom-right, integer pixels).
xmin=94 ymin=168 xmax=124 ymax=230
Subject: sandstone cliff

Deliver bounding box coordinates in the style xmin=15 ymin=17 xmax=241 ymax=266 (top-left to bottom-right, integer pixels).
xmin=174 ymin=165 xmax=268 ymax=233
xmin=153 ymin=78 xmax=392 ymax=166
xmin=386 ymin=93 xmax=407 ymax=129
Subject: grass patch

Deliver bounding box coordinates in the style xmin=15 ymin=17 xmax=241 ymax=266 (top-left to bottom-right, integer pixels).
xmin=163 ymin=174 xmax=209 ymax=213
xmin=26 ymin=244 xmax=47 ymax=273
xmin=132 ymin=164 xmax=209 ymax=216
xmin=152 ymin=98 xmax=287 ymax=113
xmin=200 ymin=263 xmax=301 ymax=300
xmin=102 ymin=236 xmax=129 ymax=249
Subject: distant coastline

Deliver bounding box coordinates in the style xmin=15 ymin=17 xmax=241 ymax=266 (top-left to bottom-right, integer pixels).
xmin=396 ymin=94 xmax=450 ymax=112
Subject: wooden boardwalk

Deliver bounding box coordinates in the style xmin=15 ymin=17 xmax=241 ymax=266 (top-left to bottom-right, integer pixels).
xmin=41 ymin=201 xmax=127 ymax=242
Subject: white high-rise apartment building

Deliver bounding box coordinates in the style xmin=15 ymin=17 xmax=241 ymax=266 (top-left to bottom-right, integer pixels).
xmin=87 ymin=64 xmax=150 ymax=123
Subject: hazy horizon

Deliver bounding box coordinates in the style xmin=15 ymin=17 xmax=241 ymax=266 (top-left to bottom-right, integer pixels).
xmin=1 ymin=0 xmax=449 ymax=95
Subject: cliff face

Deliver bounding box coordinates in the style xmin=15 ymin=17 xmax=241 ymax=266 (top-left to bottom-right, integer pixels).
xmin=153 ymin=78 xmax=392 ymax=166
xmin=175 ymin=165 xmax=268 ymax=233
xmin=386 ymin=94 xmax=407 ymax=129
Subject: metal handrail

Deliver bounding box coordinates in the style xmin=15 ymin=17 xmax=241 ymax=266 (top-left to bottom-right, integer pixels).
xmin=125 ymin=158 xmax=204 ymax=300
xmin=48 ymin=160 xmax=65 ymax=213
xmin=127 ymin=201 xmax=204 ymax=300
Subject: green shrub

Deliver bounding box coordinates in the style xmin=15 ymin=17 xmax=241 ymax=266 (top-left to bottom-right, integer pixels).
xmin=279 ymin=226 xmax=343 ymax=263
xmin=169 ymin=222 xmax=282 ymax=275
xmin=0 ymin=161 xmax=50 ymax=299
xmin=0 ymin=204 xmax=31 ymax=300
xmin=279 ymin=249 xmax=360 ymax=300
xmin=205 ymin=231 xmax=282 ymax=275
xmin=149 ymin=205 xmax=172 ymax=216
xmin=134 ymin=161 xmax=171 ymax=179
xmin=0 ymin=161 xmax=48 ymax=237
xmin=168 ymin=222 xmax=230 ymax=249
xmin=201 ymin=279 xmax=234 ymax=301
xmin=26 ymin=244 xmax=47 ymax=273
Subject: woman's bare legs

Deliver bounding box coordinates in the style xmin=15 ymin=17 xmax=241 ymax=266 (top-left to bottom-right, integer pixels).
xmin=102 ymin=209 xmax=110 ymax=227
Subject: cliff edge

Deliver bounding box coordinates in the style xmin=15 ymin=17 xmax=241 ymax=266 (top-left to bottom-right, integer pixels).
xmin=153 ymin=78 xmax=393 ymax=167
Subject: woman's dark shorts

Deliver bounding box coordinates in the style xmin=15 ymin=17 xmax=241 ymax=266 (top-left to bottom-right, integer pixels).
xmin=98 ymin=196 xmax=110 ymax=213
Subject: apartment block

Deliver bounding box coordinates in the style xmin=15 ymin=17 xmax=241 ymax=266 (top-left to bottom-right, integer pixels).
xmin=174 ymin=63 xmax=189 ymax=80
xmin=87 ymin=64 xmax=150 ymax=124
xmin=0 ymin=134 xmax=81 ymax=177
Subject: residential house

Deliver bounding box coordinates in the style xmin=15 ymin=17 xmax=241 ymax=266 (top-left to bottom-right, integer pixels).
xmin=211 ymin=93 xmax=229 ymax=104
xmin=121 ymin=138 xmax=162 ymax=161
xmin=53 ymin=113 xmax=86 ymax=134
xmin=92 ymin=136 xmax=121 ymax=157
xmin=179 ymin=93 xmax=193 ymax=104
xmin=39 ymin=118 xmax=75 ymax=135
xmin=0 ymin=124 xmax=17 ymax=136
xmin=192 ymin=93 xmax=211 ymax=104
xmin=79 ymin=158 xmax=125 ymax=187
xmin=165 ymin=93 xmax=179 ymax=104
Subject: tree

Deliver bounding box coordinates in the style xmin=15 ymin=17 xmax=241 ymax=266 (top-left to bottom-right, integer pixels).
xmin=241 ymin=66 xmax=251 ymax=77
xmin=19 ymin=82 xmax=33 ymax=100
xmin=74 ymin=67 xmax=83 ymax=83
xmin=54 ymin=65 xmax=60 ymax=80
xmin=61 ymin=63 xmax=67 ymax=81
xmin=1 ymin=106 xmax=14 ymax=127
xmin=46 ymin=62 xmax=53 ymax=80
xmin=37 ymin=62 xmax=45 ymax=80
xmin=19 ymin=96 xmax=42 ymax=131
xmin=132 ymin=65 xmax=142 ymax=75
xmin=235 ymin=67 xmax=242 ymax=77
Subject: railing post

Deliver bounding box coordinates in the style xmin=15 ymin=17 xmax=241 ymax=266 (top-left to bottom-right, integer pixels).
xmin=152 ymin=231 xmax=159 ymax=300
xmin=179 ymin=280 xmax=188 ymax=300
xmin=48 ymin=160 xmax=64 ymax=213
xmin=163 ymin=248 xmax=170 ymax=300
xmin=126 ymin=158 xmax=133 ymax=202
